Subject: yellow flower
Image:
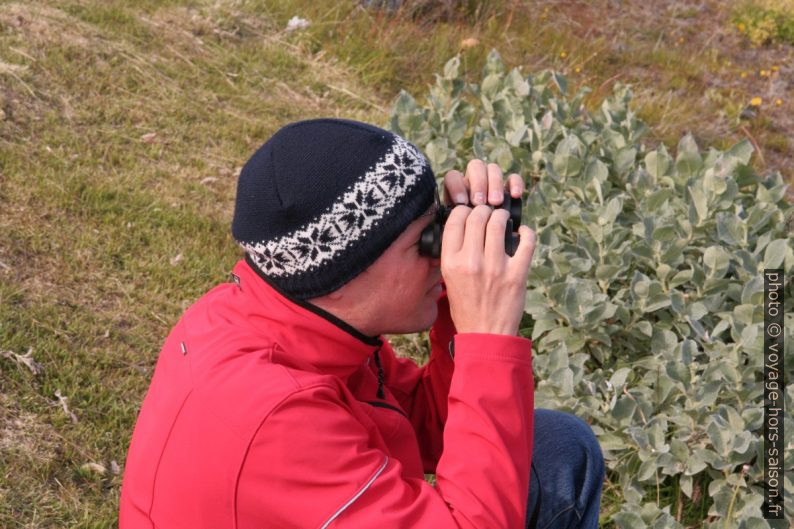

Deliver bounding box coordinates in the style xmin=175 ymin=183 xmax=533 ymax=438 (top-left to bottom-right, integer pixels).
xmin=740 ymin=71 xmax=748 ymax=78
xmin=560 ymin=51 xmax=568 ymax=59
xmin=574 ymin=66 xmax=581 ymax=74
xmin=775 ymin=99 xmax=783 ymax=106
xmin=760 ymin=69 xmax=769 ymax=77
xmin=737 ymin=22 xmax=746 ymax=33
xmin=750 ymin=96 xmax=763 ymax=107
xmin=771 ymin=65 xmax=780 ymax=72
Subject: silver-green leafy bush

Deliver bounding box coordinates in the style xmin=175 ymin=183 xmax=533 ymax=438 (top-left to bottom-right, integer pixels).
xmin=389 ymin=50 xmax=793 ymax=529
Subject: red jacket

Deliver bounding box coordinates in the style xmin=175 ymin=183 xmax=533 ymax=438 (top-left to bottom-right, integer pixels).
xmin=120 ymin=259 xmax=534 ymax=528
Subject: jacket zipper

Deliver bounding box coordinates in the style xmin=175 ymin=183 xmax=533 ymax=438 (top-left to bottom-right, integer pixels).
xmin=372 ymin=346 xmax=386 ymax=399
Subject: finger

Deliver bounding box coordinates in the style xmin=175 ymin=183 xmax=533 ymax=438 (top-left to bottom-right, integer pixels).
xmin=465 ymin=159 xmax=488 ymax=205
xmin=509 ymin=225 xmax=537 ymax=274
xmin=461 ymin=204 xmax=492 ymax=254
xmin=486 ymin=163 xmax=504 ymax=206
xmin=505 ymin=173 xmax=524 ymax=198
xmin=483 ymin=208 xmax=510 ymax=259
xmin=443 ymin=169 xmax=468 ymax=205
xmin=440 ymin=205 xmax=471 ymax=258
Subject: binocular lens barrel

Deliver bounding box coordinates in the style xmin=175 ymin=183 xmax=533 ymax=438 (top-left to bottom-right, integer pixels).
xmin=418 ymin=192 xmax=522 ymax=258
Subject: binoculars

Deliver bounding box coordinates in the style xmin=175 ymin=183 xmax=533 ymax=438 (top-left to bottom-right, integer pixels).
xmin=418 ymin=191 xmax=523 ymax=258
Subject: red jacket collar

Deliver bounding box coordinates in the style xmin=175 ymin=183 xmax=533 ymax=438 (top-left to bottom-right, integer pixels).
xmin=231 ymin=258 xmax=383 ymax=381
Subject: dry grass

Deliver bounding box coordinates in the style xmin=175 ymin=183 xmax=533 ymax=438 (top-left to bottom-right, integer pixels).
xmin=1 ymin=2 xmax=383 ymax=526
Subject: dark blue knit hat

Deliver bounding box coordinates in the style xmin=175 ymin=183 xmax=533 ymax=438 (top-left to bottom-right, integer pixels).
xmin=232 ymin=118 xmax=437 ymax=300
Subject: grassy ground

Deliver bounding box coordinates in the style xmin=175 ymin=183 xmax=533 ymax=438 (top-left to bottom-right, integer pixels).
xmin=0 ymin=1 xmax=790 ymax=527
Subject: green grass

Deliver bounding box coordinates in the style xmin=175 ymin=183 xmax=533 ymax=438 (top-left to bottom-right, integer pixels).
xmin=0 ymin=0 xmax=791 ymax=527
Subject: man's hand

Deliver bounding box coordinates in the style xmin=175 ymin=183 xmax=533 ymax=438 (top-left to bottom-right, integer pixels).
xmin=440 ymin=160 xmax=536 ymax=336
xmin=443 ymin=159 xmax=524 ymax=207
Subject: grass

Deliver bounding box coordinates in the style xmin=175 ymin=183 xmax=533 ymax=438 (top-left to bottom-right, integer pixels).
xmin=0 ymin=0 xmax=791 ymax=527
xmin=734 ymin=0 xmax=794 ymax=46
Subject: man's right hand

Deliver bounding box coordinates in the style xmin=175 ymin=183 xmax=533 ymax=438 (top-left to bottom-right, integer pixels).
xmin=440 ymin=203 xmax=536 ymax=337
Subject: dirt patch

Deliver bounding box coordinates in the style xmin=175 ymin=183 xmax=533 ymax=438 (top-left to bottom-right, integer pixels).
xmin=0 ymin=393 xmax=59 ymax=465
xmin=0 ymin=3 xmax=98 ymax=48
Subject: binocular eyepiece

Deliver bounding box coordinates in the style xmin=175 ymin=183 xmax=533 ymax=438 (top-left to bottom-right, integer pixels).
xmin=418 ymin=192 xmax=523 ymax=258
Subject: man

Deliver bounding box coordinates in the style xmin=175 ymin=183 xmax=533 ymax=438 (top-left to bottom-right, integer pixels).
xmin=120 ymin=118 xmax=604 ymax=528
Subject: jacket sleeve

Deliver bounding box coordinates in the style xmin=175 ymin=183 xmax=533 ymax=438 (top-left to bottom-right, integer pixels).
xmin=236 ymin=333 xmax=534 ymax=529
xmin=378 ymin=291 xmax=457 ymax=472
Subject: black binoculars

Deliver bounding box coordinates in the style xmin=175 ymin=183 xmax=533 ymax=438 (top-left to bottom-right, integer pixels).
xmin=418 ymin=190 xmax=523 ymax=258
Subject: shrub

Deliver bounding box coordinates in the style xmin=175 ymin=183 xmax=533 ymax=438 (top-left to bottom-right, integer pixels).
xmin=389 ymin=51 xmax=794 ymax=528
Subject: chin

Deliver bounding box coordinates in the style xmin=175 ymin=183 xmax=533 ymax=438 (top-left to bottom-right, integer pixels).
xmin=384 ymin=303 xmax=438 ymax=335
xmin=412 ymin=302 xmax=439 ymax=333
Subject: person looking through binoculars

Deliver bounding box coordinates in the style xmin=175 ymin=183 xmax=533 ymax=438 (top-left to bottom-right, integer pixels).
xmin=120 ymin=119 xmax=604 ymax=529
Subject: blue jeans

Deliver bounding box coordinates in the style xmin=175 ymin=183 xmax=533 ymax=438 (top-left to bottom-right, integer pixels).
xmin=525 ymin=409 xmax=605 ymax=529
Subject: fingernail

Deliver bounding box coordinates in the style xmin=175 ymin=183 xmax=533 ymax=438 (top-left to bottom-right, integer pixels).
xmin=474 ymin=192 xmax=485 ymax=204
xmin=455 ymin=193 xmax=468 ymax=204
xmin=489 ymin=191 xmax=502 ymax=203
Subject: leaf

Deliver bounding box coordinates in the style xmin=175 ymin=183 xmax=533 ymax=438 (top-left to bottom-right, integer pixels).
xmin=552 ymin=149 xmax=583 ymax=178
xmin=644 ymin=149 xmax=670 ymax=179
xmin=703 ymin=246 xmax=730 ymax=278
xmin=676 ymin=151 xmax=703 ymax=178
xmin=601 ymin=197 xmax=623 ymax=225
xmin=716 ymin=212 xmax=746 ymax=246
xmin=523 ymin=289 xmax=547 ymax=314
xmin=644 ymin=295 xmax=671 ymax=313
xmin=482 ymin=48 xmax=505 ymax=76
xmin=666 ymin=361 xmax=690 ymax=387
xmin=644 ymin=189 xmax=672 ymax=211
xmin=585 ymin=158 xmax=608 ymax=184
xmin=507 ymin=124 xmax=527 ymax=147
xmin=610 ymin=367 xmax=632 ymax=389
xmin=612 ymin=396 xmax=637 ymax=423
xmin=613 ymin=511 xmax=647 ymax=529
xmin=688 ymin=185 xmax=708 ymax=223
xmin=615 ymin=147 xmax=637 ymax=175
xmin=763 ymin=238 xmax=788 ymax=269
xmin=424 ymin=138 xmax=455 ymax=172
xmin=442 ymin=56 xmax=460 ymax=79
xmin=552 ymin=71 xmax=568 ymax=95
xmin=637 ymin=459 xmax=657 ymax=481
xmin=677 ymin=133 xmax=699 ymax=154
xmin=596 ymin=265 xmax=620 ymax=281
xmin=532 ymin=318 xmax=557 ymax=340
xmin=651 ymin=329 xmax=678 ymax=356
xmin=726 ymin=138 xmax=754 ymax=165
xmin=541 ymin=110 xmax=553 ymax=131
xmin=679 ymin=475 xmax=693 ymax=498
xmin=481 ymin=73 xmax=502 ymax=98
xmin=634 ymin=321 xmax=653 ymax=337
xmin=669 ymin=269 xmax=693 ymax=288
xmin=687 ymin=302 xmax=708 ymax=321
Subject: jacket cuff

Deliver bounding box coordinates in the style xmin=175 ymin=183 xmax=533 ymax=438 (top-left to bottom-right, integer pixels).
xmin=451 ymin=333 xmax=532 ymax=364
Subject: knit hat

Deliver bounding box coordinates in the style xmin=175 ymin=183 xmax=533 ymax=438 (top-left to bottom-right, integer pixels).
xmin=232 ymin=118 xmax=437 ymax=300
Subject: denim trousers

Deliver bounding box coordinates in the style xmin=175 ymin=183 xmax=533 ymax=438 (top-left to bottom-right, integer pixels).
xmin=525 ymin=409 xmax=606 ymax=529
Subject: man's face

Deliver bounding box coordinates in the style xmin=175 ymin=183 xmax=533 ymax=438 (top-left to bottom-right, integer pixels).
xmin=319 ymin=204 xmax=443 ymax=337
